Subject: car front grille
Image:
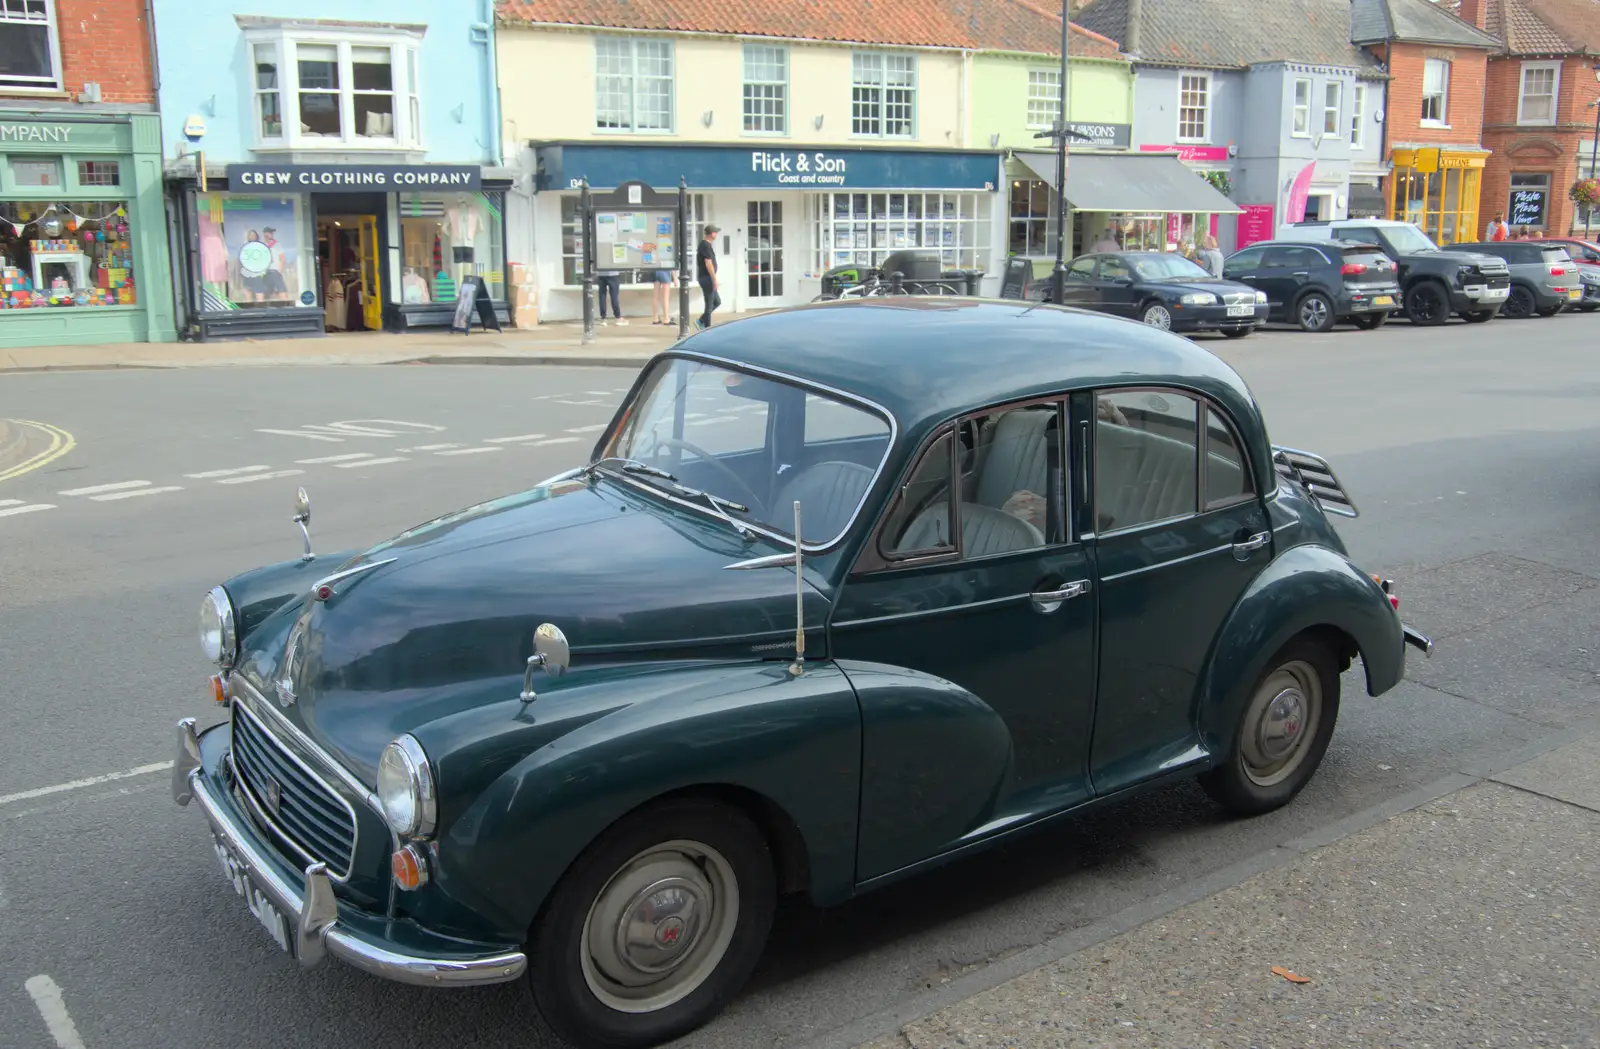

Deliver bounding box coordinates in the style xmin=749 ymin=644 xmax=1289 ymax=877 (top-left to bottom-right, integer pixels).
xmin=1221 ymin=292 xmax=1256 ymax=306
xmin=230 ymin=701 xmax=357 ymax=879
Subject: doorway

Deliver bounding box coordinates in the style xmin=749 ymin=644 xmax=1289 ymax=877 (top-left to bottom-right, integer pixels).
xmin=316 ymin=214 xmax=383 ymax=332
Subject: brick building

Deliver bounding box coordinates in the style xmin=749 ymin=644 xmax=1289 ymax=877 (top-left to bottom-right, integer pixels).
xmin=1351 ymin=0 xmax=1501 ymax=244
xmin=1457 ymin=0 xmax=1600 ymax=239
xmin=0 ymin=0 xmax=177 ymax=349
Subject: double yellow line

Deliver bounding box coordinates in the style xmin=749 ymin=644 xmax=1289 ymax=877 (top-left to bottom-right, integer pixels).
xmin=0 ymin=419 xmax=76 ymax=484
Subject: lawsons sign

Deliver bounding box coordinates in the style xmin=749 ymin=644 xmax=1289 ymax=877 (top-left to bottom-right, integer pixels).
xmin=227 ymin=164 xmax=482 ymax=192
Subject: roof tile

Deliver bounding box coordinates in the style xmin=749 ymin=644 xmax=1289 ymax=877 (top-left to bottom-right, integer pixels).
xmin=1076 ymin=0 xmax=1382 ymax=70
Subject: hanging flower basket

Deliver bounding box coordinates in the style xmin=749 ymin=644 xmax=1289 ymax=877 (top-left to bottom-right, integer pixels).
xmin=1203 ymin=170 xmax=1233 ymax=198
xmin=1571 ymin=178 xmax=1600 ymax=209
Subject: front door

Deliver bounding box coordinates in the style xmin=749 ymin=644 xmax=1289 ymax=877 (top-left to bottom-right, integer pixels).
xmin=1088 ymin=388 xmax=1271 ymax=796
xmin=743 ymin=200 xmax=786 ymax=308
xmin=1093 ymin=254 xmax=1140 ymax=318
xmin=358 ymin=214 xmax=383 ymax=331
xmin=833 ymin=399 xmax=1097 ymax=883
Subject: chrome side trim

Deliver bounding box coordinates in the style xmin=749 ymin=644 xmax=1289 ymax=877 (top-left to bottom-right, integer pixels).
xmin=187 ymin=765 xmax=526 ymax=987
xmin=232 ymin=700 xmax=360 ymax=882
xmin=231 ymin=676 xmax=382 ymax=813
xmin=723 ymin=552 xmax=798 ymax=570
xmin=1098 ymin=542 xmax=1233 ymax=583
xmin=833 ymin=591 xmax=1033 ymax=629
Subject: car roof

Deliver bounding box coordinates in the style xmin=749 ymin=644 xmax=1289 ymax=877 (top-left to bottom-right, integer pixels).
xmin=672 ymin=298 xmax=1263 ymax=448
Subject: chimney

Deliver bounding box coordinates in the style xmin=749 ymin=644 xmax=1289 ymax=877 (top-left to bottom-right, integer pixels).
xmin=1458 ymin=0 xmax=1486 ymax=30
xmin=1125 ymin=0 xmax=1143 ymax=56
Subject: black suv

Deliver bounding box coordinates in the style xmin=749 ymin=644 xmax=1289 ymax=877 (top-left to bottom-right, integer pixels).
xmin=1222 ymin=240 xmax=1402 ymax=332
xmin=1276 ymin=220 xmax=1512 ymax=325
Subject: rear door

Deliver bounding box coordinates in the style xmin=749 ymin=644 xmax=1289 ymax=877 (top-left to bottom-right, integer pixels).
xmin=1255 ymin=245 xmax=1315 ymax=316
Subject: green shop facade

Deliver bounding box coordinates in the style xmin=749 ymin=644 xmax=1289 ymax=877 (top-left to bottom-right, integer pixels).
xmin=0 ymin=112 xmax=176 ymax=348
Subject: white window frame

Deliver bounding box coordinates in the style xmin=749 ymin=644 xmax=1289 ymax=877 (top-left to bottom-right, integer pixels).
xmin=241 ymin=27 xmax=423 ymax=151
xmin=0 ymin=0 xmax=64 ymax=92
xmin=851 ymin=51 xmax=917 ymax=139
xmin=594 ymin=37 xmax=676 ymax=134
xmin=741 ymin=43 xmax=788 ymax=136
xmin=1422 ymin=58 xmax=1450 ymax=126
xmin=1177 ymin=72 xmax=1210 ymax=143
xmin=1026 ymin=69 xmax=1062 ymax=130
xmin=1322 ymin=80 xmax=1342 ymax=136
xmin=810 ymin=190 xmax=990 ymax=272
xmin=1351 ymin=83 xmax=1367 ymax=148
xmin=1291 ymin=78 xmax=1312 ymax=137
xmin=1516 ymin=60 xmax=1560 ymax=126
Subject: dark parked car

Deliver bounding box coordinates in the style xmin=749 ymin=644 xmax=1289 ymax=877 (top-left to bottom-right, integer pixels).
xmin=1533 ymin=238 xmax=1600 ymax=312
xmin=1048 ymin=251 xmax=1269 ymax=337
xmin=1454 ymin=241 xmax=1581 ymax=318
xmin=1222 ymin=240 xmax=1402 ymax=332
xmin=174 ymin=300 xmax=1431 ymax=1049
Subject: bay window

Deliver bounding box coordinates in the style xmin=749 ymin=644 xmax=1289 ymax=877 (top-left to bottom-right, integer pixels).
xmin=243 ymin=28 xmax=423 ymax=149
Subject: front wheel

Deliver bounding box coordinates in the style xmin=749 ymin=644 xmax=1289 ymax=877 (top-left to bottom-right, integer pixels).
xmin=1351 ymin=311 xmax=1388 ymax=330
xmin=527 ymin=799 xmax=777 ymax=1049
xmin=1403 ymin=282 xmax=1450 ymax=326
xmin=1199 ymin=637 xmax=1340 ymax=816
xmin=1141 ymin=302 xmax=1174 ymax=330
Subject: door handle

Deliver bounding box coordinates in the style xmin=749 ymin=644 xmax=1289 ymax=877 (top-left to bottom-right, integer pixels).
xmin=1292 ymin=271 xmax=1310 ymax=277
xmin=1030 ymin=579 xmax=1091 ymax=614
xmin=1232 ymin=531 xmax=1271 ymax=560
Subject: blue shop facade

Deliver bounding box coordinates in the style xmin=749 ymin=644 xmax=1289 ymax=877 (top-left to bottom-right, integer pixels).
xmin=522 ymin=143 xmax=1004 ymax=321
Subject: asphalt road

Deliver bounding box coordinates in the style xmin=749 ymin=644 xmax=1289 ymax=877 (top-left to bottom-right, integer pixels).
xmin=2 ymin=311 xmax=1599 ymax=1049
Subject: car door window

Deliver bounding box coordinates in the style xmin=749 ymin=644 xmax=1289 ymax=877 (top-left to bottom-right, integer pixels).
xmin=1203 ymin=407 xmax=1254 ymax=509
xmin=1099 ymin=257 xmax=1131 ymax=282
xmin=1263 ymin=246 xmax=1319 ymax=269
xmin=1224 ymin=247 xmax=1265 ymax=274
xmin=1094 ymin=389 xmax=1198 ymax=533
xmin=880 ymin=430 xmax=957 ymax=558
xmin=1066 ymin=257 xmax=1096 ymax=282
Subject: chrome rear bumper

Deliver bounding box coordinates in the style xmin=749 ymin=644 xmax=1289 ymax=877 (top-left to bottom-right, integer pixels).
xmin=1403 ymin=625 xmax=1434 ymax=657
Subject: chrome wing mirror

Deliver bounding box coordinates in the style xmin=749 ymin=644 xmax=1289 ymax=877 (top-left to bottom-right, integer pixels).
xmin=519 ymin=623 xmax=570 ymax=706
xmin=293 ymin=487 xmax=314 ymax=561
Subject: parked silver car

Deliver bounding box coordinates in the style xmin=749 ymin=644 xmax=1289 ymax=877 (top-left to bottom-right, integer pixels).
xmin=1453 ymin=241 xmax=1581 ymax=319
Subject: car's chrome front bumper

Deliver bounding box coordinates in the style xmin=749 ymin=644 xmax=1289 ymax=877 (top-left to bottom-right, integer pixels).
xmin=172 ymin=719 xmax=527 ymax=988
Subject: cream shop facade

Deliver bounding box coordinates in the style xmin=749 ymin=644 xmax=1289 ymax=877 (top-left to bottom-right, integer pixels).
xmin=525 ymin=143 xmax=1006 ymax=320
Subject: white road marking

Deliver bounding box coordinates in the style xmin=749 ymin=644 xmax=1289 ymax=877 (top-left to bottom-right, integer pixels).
xmin=295 ymin=453 xmax=372 ymax=464
xmin=217 ymin=469 xmax=305 ymax=485
xmin=258 ymin=428 xmax=345 ymax=442
xmin=89 ymin=485 xmax=184 ymax=502
xmin=0 ymin=503 xmax=54 ymax=518
xmin=184 ymin=465 xmax=270 ymax=479
xmin=24 ymin=976 xmax=86 ymax=1049
xmin=529 ymin=436 xmax=581 ymax=447
xmin=407 ymin=442 xmax=461 ymax=451
xmin=683 ymin=413 xmax=707 ymax=419
xmin=586 ymin=390 xmax=613 ymax=396
xmin=688 ymin=416 xmax=738 ymax=426
xmin=334 ymin=456 xmax=408 ymax=469
xmin=556 ymin=399 xmax=606 ymax=406
xmin=58 ymin=480 xmax=148 ymax=496
xmin=484 ymin=433 xmax=547 ymax=444
xmin=0 ymin=761 xmax=173 ymax=808
xmin=0 ymin=498 xmax=22 ymax=506
xmin=436 ymin=447 xmax=502 ymax=456
xmin=565 ymin=424 xmax=608 ymax=434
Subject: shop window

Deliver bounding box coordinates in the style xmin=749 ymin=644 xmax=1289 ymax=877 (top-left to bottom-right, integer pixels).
xmin=559 ymin=193 xmax=705 ymax=286
xmin=1008 ymin=179 xmax=1053 ymax=256
xmin=0 ymin=0 xmax=61 ymax=91
xmin=1026 ymin=69 xmax=1060 ymax=130
xmin=810 ymin=191 xmax=991 ymax=273
xmin=1391 ymin=163 xmax=1480 ymax=245
xmin=254 ymin=43 xmax=283 ymax=140
xmin=595 ymin=37 xmax=674 ymax=133
xmin=399 ymin=192 xmax=505 ymax=304
xmin=1291 ymin=79 xmax=1311 ymax=137
xmin=1508 ymin=173 xmax=1551 ymax=230
xmin=1422 ymin=59 xmax=1449 ymax=125
xmin=1177 ymin=73 xmax=1209 ymax=142
xmin=1351 ymin=84 xmax=1366 ymax=148
xmin=851 ymin=52 xmax=916 ymax=139
xmin=10 ymin=157 xmax=60 ymax=187
xmin=195 ymin=193 xmax=312 ymax=312
xmin=75 ymin=161 xmax=119 ymax=187
xmin=1517 ymin=62 xmax=1559 ymax=126
xmin=1322 ymin=81 xmax=1341 ymax=136
xmin=0 ymin=201 xmax=137 ymax=309
xmin=742 ymin=44 xmax=787 ymax=135
xmin=242 ymin=30 xmax=422 ymax=149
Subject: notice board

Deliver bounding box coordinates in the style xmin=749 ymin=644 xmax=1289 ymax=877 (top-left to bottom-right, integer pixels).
xmin=593 ymin=209 xmax=678 ymax=271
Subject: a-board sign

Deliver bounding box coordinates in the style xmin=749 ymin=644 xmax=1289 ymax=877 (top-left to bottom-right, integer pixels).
xmin=593 ymin=209 xmax=678 ymax=271
xmin=999 ymin=257 xmax=1032 ymax=300
xmin=450 ymin=275 xmax=502 ymax=334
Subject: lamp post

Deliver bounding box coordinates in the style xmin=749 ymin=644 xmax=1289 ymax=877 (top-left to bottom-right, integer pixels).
xmin=1032 ymin=0 xmax=1088 ymax=304
xmin=1586 ymin=95 xmax=1599 ymax=241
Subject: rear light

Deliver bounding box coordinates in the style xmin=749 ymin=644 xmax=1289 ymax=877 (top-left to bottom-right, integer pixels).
xmin=1550 ymin=266 xmax=1567 ymax=276
xmin=1341 ymin=262 xmax=1368 ymax=275
xmin=1370 ymin=573 xmax=1400 ymax=610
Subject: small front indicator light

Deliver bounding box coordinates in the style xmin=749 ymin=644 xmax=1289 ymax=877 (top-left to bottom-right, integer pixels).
xmin=209 ymin=674 xmax=228 ymax=706
xmin=392 ymin=843 xmax=429 ymax=891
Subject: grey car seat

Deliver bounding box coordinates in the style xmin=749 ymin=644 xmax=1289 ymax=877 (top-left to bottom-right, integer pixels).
xmin=899 ymin=500 xmax=1044 ymax=557
xmin=772 ymin=460 xmax=875 ymax=541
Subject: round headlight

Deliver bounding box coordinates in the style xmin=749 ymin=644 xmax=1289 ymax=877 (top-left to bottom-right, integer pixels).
xmin=199 ymin=586 xmax=237 ymax=668
xmin=377 ymin=735 xmax=436 ymax=840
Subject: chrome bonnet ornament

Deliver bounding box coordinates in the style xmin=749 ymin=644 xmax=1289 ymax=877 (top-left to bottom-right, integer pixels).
xmin=519 ymin=623 xmax=571 ymax=706
xmin=293 ymin=486 xmax=314 ymax=561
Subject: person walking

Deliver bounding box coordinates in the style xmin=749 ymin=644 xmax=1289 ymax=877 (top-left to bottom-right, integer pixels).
xmin=596 ymin=271 xmax=626 ymax=326
xmin=1197 ymin=233 xmax=1225 ymax=277
xmin=650 ymin=266 xmax=674 ymax=325
xmin=695 ymin=224 xmax=721 ymax=330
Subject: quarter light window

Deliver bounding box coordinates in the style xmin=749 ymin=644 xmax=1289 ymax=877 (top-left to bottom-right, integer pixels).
xmin=1204 ymin=408 xmax=1253 ymax=508
xmin=880 ymin=431 xmax=955 ymax=557
xmin=1094 ymin=390 xmax=1199 ymax=533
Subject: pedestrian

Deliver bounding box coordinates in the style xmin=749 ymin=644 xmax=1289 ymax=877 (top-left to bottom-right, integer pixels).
xmin=1487 ymin=213 xmax=1509 ymax=241
xmin=651 ymin=265 xmax=674 ymax=325
xmin=1091 ymin=228 xmax=1121 ymax=253
xmin=695 ymin=224 xmax=721 ymax=330
xmin=596 ymin=271 xmax=626 ymax=326
xmin=1197 ymin=233 xmax=1225 ymax=277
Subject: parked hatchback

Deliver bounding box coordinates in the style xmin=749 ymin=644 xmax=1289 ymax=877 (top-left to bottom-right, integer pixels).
xmin=1222 ymin=241 xmax=1401 ymax=332
xmin=1453 ymin=241 xmax=1579 ymax=318
xmin=1533 ymin=238 xmax=1600 ymax=312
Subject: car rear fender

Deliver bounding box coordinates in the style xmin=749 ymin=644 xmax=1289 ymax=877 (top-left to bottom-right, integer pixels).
xmin=1196 ymin=543 xmax=1404 ymax=758
xmin=428 ymin=660 xmax=862 ymax=942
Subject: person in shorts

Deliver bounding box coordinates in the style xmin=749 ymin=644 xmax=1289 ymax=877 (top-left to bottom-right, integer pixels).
xmin=651 ymin=266 xmax=674 ymax=325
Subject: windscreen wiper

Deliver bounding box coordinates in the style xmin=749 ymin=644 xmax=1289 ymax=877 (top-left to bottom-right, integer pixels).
xmin=583 ymin=456 xmax=677 ymax=482
xmin=666 ymin=482 xmax=755 ymax=540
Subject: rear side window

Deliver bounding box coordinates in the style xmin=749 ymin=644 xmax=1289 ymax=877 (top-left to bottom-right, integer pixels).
xmin=1094 ymin=390 xmax=1198 ymax=533
xmin=1263 ymin=246 xmax=1323 ymax=268
xmin=1204 ymin=408 xmax=1254 ymax=508
xmin=1541 ymin=247 xmax=1572 ymax=266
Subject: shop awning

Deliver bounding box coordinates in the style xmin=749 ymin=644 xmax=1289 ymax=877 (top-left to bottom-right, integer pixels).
xmin=1016 ymin=152 xmax=1241 ymax=215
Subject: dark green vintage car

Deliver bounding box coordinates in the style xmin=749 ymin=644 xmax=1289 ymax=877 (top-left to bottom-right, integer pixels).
xmin=173 ymin=298 xmax=1431 ymax=1048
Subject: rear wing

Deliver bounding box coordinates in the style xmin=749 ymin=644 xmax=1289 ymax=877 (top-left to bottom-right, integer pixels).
xmin=1272 ymin=445 xmax=1359 ymax=518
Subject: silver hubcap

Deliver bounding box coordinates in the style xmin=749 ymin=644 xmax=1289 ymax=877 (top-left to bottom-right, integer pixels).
xmin=1300 ymin=297 xmax=1329 ymax=329
xmin=1240 ymin=660 xmax=1322 ymax=787
xmin=580 ymin=840 xmax=740 ymax=1014
xmin=1144 ymin=305 xmax=1172 ymax=329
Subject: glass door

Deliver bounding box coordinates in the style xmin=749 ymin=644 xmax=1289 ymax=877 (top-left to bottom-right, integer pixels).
xmin=358 ymin=214 xmax=383 ymax=330
xmin=745 ymin=200 xmax=785 ymax=307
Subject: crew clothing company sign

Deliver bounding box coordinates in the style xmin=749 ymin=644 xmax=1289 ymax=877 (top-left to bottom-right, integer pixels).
xmin=227 ymin=164 xmax=482 ymax=192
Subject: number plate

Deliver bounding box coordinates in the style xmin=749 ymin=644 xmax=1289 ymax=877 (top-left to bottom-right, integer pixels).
xmin=1373 ymin=295 xmax=1394 ymax=307
xmin=1478 ymin=286 xmax=1509 ymax=301
xmin=1226 ymin=304 xmax=1253 ymax=317
xmin=1568 ymin=289 xmax=1582 ymax=300
xmin=214 ymin=835 xmax=294 ymax=956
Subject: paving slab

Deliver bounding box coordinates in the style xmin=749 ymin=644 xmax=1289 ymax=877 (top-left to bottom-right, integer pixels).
xmin=855 ymin=743 xmax=1600 ymax=1049
xmin=1492 ymin=733 xmax=1600 ymax=813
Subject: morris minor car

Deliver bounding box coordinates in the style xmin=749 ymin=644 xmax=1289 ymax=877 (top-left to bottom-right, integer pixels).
xmin=174 ymin=298 xmax=1431 ymax=1048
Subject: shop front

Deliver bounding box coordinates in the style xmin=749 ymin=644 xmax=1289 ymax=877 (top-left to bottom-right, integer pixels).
xmin=528 ymin=144 xmax=1004 ymax=322
xmin=0 ymin=113 xmax=175 ymax=348
xmin=168 ymin=163 xmax=509 ymax=340
xmin=1387 ymin=146 xmax=1487 ymax=246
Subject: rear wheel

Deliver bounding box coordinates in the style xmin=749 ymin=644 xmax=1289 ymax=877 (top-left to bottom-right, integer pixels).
xmin=1350 ymin=311 xmax=1388 ymax=330
xmin=1199 ymin=637 xmax=1340 ymax=816
xmin=1403 ymin=281 xmax=1450 ymax=326
xmin=1295 ymin=291 xmax=1336 ymax=333
xmin=1141 ymin=302 xmax=1174 ymax=330
xmin=527 ymin=798 xmax=777 ymax=1049
xmin=1502 ymin=284 xmax=1537 ymax=319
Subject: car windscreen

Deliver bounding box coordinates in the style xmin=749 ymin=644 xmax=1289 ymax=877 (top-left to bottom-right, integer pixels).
xmin=600 ymin=357 xmax=893 ymax=546
xmin=1131 ymin=255 xmax=1212 ymax=280
xmin=1377 ymin=225 xmax=1439 ymax=253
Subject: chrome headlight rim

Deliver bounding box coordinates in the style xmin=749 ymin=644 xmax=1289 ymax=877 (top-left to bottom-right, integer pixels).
xmin=199 ymin=585 xmax=238 ymax=669
xmin=377 ymin=734 xmax=437 ymax=840
xmin=1180 ymin=292 xmax=1218 ymax=305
